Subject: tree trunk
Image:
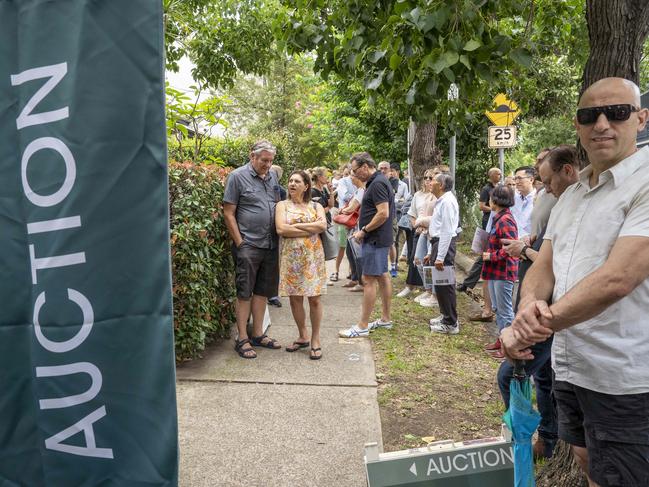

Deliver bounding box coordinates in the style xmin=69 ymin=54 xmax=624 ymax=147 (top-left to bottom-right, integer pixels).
xmin=408 ymin=120 xmax=441 ymax=192
xmin=576 ymin=0 xmax=649 ymax=167
xmin=582 ymin=0 xmax=649 ymax=91
xmin=536 ymin=441 xmax=588 ymax=487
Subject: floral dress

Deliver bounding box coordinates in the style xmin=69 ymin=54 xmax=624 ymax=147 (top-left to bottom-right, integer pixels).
xmin=279 ymin=201 xmax=327 ymax=297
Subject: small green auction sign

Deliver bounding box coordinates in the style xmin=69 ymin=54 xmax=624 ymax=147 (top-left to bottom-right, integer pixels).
xmin=365 ymin=437 xmax=514 ymax=487
xmin=0 ymin=1 xmax=178 ymax=485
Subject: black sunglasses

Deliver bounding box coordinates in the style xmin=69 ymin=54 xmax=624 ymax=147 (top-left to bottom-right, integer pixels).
xmin=576 ymin=104 xmax=639 ymax=125
xmin=423 ymin=176 xmax=434 ymax=180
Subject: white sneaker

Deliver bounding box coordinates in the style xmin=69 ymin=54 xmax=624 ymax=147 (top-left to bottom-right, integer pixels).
xmin=338 ymin=325 xmax=370 ymax=338
xmin=419 ymin=295 xmax=439 ymax=307
xmin=396 ymin=288 xmax=412 ymax=298
xmin=413 ymin=292 xmax=428 ymax=303
xmin=430 ymin=322 xmax=460 ymax=335
xmin=429 ymin=316 xmax=444 ymax=325
xmin=369 ymin=319 xmax=393 ymax=331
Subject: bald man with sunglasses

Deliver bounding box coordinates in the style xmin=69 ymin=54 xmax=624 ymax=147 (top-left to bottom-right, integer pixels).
xmin=501 ymin=78 xmax=649 ymax=487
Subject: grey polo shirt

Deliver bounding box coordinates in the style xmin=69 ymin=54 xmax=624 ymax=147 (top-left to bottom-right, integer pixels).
xmin=544 ymin=146 xmax=649 ymax=394
xmin=223 ymin=162 xmax=281 ymax=249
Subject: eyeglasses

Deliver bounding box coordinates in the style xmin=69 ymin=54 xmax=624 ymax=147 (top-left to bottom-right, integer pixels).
xmin=424 ymin=176 xmax=434 ymax=180
xmin=576 ymin=104 xmax=639 ymax=125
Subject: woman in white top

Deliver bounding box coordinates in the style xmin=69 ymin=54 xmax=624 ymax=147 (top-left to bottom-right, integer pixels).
xmin=396 ymin=167 xmax=437 ymax=306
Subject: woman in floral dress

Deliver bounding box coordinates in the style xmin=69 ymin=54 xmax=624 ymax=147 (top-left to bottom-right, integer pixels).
xmin=275 ymin=170 xmax=328 ymax=360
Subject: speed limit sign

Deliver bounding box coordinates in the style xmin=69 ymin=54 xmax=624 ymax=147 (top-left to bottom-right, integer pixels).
xmin=488 ymin=126 xmax=517 ymax=149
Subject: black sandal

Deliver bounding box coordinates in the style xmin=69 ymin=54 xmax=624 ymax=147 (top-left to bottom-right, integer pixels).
xmin=309 ymin=347 xmax=322 ymax=360
xmin=285 ymin=341 xmax=310 ymax=352
xmin=251 ymin=334 xmax=281 ymax=349
xmin=234 ymin=338 xmax=257 ymax=359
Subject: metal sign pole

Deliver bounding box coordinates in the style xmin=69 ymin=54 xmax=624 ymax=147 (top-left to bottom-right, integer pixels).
xmin=498 ymin=148 xmax=505 ymax=176
xmin=447 ymin=83 xmax=458 ymax=188
xmin=449 ymin=133 xmax=456 ymax=186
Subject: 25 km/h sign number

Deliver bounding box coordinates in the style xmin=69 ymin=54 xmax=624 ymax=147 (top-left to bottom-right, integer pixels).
xmin=488 ymin=126 xmax=517 ymax=149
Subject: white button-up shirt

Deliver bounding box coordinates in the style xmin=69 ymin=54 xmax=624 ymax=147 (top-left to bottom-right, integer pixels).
xmin=336 ymin=176 xmax=356 ymax=207
xmin=428 ymin=191 xmax=459 ymax=261
xmin=544 ymin=146 xmax=649 ymax=394
xmin=511 ymin=189 xmax=536 ymax=238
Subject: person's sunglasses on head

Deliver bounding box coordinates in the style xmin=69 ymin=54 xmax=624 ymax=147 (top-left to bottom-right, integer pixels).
xmin=576 ymin=104 xmax=639 ymax=125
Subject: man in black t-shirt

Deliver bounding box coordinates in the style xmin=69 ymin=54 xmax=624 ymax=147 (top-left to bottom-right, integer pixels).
xmin=479 ymin=167 xmax=502 ymax=229
xmin=457 ymin=167 xmax=501 ymax=297
xmin=339 ymin=152 xmax=395 ymax=338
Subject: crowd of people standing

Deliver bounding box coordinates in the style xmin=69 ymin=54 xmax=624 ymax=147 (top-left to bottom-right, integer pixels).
xmin=222 ymin=76 xmax=649 ymax=486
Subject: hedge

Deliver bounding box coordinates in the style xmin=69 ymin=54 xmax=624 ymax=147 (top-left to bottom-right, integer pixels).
xmin=169 ymin=162 xmax=236 ymax=361
xmin=168 ymin=134 xmax=289 ymax=169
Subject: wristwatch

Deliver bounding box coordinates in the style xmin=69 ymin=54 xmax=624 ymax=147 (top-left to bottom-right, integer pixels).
xmin=520 ymin=244 xmax=529 ymax=260
xmin=361 ymin=226 xmax=368 ymax=233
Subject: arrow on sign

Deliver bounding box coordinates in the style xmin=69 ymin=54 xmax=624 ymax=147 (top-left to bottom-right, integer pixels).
xmin=409 ymin=462 xmax=417 ymax=476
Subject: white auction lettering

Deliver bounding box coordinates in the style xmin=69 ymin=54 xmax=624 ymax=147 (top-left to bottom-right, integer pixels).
xmin=426 ymin=446 xmax=513 ymax=476
xmin=11 ymin=62 xmax=113 ymax=459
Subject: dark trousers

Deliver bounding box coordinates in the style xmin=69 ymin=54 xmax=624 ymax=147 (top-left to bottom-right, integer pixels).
xmin=346 ymin=240 xmax=362 ymax=284
xmin=461 ymin=256 xmax=484 ymax=289
xmin=405 ymin=230 xmax=423 ymax=286
xmin=430 ymin=237 xmax=457 ymax=326
xmin=498 ymin=337 xmax=557 ymax=447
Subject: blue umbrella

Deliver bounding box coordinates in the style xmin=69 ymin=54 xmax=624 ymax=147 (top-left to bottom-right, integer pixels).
xmin=503 ymin=360 xmax=541 ymax=487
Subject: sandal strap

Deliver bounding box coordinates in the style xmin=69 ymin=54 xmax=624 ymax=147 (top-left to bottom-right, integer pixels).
xmin=252 ymin=334 xmax=280 ymax=348
xmin=235 ymin=338 xmax=252 ymax=348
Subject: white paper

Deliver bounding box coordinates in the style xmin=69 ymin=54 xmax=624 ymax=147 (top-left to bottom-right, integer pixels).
xmin=423 ymin=265 xmax=456 ymax=287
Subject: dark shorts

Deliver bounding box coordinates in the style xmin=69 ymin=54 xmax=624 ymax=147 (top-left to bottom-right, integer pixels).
xmin=231 ymin=243 xmax=279 ymax=300
xmin=554 ymin=381 xmax=649 ymax=487
xmin=361 ymin=242 xmax=389 ymax=276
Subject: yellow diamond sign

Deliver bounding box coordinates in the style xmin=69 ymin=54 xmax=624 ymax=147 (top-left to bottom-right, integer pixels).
xmin=485 ymin=93 xmax=520 ymax=126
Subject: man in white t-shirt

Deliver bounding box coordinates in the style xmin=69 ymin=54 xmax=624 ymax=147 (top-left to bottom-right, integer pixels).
xmin=501 ymin=77 xmax=649 ymax=487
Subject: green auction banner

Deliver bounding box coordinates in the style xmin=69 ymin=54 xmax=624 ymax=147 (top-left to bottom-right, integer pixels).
xmin=0 ymin=1 xmax=179 ymax=486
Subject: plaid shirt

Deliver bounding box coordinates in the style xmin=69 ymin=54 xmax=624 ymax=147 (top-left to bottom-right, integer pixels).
xmin=481 ymin=209 xmax=519 ymax=281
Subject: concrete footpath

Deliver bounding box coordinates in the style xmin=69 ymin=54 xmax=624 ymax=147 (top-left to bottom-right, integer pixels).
xmin=175 ymin=261 xmax=382 ymax=487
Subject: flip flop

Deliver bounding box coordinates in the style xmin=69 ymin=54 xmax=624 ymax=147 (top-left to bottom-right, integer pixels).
xmin=309 ymin=347 xmax=322 ymax=360
xmin=285 ymin=341 xmax=310 ymax=352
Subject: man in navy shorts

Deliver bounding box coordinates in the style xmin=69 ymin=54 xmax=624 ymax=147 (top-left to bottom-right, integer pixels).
xmin=339 ymin=152 xmax=395 ymax=338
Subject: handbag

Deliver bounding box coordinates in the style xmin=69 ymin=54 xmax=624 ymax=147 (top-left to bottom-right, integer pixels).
xmin=320 ymin=223 xmax=338 ymax=261
xmin=471 ymin=227 xmax=489 ymax=254
xmin=333 ymin=205 xmax=359 ymax=229
xmin=397 ymin=213 xmax=412 ymax=230
xmin=312 ymin=202 xmax=338 ymax=261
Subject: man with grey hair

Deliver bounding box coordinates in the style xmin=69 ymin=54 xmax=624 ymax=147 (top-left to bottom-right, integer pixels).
xmin=424 ymin=172 xmax=460 ymax=334
xmin=223 ymin=140 xmax=283 ymax=359
xmin=501 ymin=78 xmax=649 ymax=486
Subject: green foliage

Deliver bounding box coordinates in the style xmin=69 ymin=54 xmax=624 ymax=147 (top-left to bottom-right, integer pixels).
xmin=165 ymin=83 xmax=230 ymax=164
xmin=641 ymin=38 xmax=649 ymax=92
xmin=169 ymin=134 xmax=290 ymax=168
xmin=506 ymin=115 xmax=576 ymax=169
xmin=164 ymin=0 xmax=277 ymax=89
xmin=276 ymin=0 xmax=536 ymax=123
xmin=169 ymin=162 xmax=236 ymax=360
xmin=224 ymin=55 xmax=407 ymax=168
